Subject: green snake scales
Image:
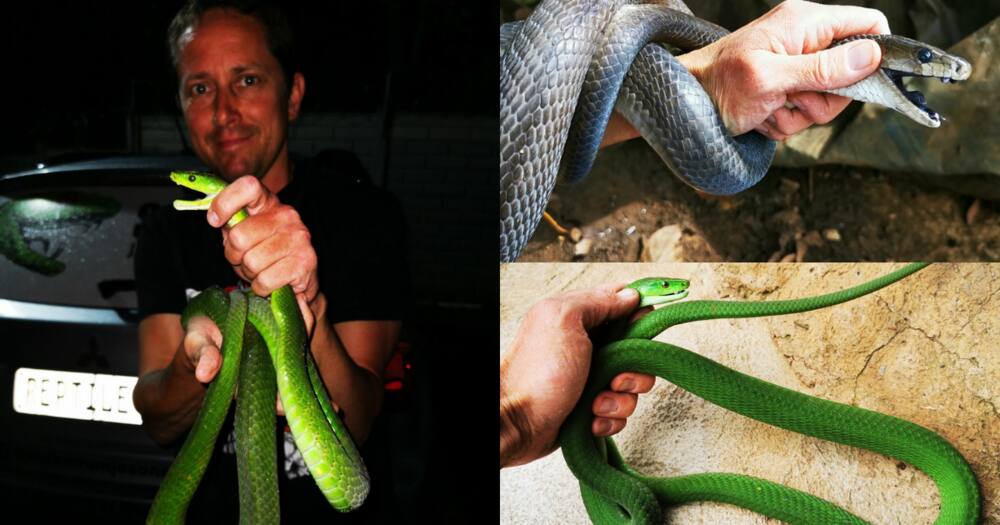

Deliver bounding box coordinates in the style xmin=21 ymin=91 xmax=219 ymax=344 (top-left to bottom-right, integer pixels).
xmin=499 ymin=0 xmax=972 ymax=261
xmin=559 ymin=263 xmax=981 ymax=524
xmin=145 ymin=172 xmax=369 ymax=524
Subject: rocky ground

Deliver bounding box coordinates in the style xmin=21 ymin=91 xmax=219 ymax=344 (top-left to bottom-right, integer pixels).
xmin=500 ymin=263 xmax=1000 ymax=524
xmin=517 ymin=140 xmax=1000 ymax=262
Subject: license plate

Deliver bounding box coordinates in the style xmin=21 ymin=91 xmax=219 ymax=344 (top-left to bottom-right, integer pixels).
xmin=12 ymin=368 xmax=142 ymax=425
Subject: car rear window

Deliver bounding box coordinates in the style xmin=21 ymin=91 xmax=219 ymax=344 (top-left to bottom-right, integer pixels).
xmin=0 ymin=179 xmax=176 ymax=311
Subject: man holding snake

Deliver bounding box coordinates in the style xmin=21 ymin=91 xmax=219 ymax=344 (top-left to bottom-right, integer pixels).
xmin=132 ymin=0 xmax=408 ymax=520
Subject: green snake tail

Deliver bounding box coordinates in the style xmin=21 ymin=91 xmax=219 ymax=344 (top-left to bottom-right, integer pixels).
xmin=235 ymin=323 xmax=279 ymax=524
xmin=147 ymin=289 xmax=246 ymax=524
xmin=560 ymin=263 xmax=980 ymax=524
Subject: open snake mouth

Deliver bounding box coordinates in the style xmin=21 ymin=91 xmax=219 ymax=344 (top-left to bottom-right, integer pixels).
xmin=643 ymin=288 xmax=689 ymax=306
xmin=884 ymin=68 xmax=963 ymax=125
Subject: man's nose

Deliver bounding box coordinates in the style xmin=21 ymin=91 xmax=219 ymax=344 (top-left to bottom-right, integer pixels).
xmin=212 ymin=88 xmax=240 ymax=127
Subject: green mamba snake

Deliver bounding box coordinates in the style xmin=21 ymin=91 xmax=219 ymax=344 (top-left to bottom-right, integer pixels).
xmin=559 ymin=263 xmax=981 ymax=524
xmin=146 ymin=171 xmax=369 ymax=524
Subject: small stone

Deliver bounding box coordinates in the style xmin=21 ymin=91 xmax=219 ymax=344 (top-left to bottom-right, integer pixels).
xmin=574 ymin=238 xmax=592 ymax=257
xmin=967 ymin=198 xmax=982 ymax=225
xmin=643 ymin=224 xmax=683 ymax=261
xmin=779 ymin=178 xmax=800 ymax=194
xmin=823 ymin=228 xmax=842 ymax=242
xmin=803 ymin=230 xmax=823 ymax=246
xmin=625 ymin=225 xmax=636 ymax=235
xmin=570 ymin=227 xmax=582 ymax=243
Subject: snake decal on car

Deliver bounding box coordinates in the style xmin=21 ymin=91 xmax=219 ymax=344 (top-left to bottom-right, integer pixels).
xmin=0 ymin=192 xmax=121 ymax=276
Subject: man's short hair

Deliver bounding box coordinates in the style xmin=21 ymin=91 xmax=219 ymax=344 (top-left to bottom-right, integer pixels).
xmin=167 ymin=0 xmax=298 ymax=95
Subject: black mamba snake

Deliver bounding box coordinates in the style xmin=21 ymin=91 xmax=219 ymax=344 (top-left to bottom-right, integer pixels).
xmin=498 ymin=0 xmax=972 ymax=262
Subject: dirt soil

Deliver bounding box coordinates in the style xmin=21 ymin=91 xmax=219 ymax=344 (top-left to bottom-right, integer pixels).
xmin=516 ymin=140 xmax=1000 ymax=262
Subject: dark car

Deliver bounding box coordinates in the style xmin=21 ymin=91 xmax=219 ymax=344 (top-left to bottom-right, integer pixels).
xmin=0 ymin=154 xmax=424 ymax=522
xmin=0 ymin=156 xmax=208 ymax=520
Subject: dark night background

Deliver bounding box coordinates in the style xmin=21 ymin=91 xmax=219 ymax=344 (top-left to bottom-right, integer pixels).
xmin=0 ymin=0 xmax=496 ymax=521
xmin=0 ymin=2 xmax=492 ymax=165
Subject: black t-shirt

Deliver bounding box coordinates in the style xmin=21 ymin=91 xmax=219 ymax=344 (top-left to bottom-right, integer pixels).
xmin=135 ymin=152 xmax=409 ymax=522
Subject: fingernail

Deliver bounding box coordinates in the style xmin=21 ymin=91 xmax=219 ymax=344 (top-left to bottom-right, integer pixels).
xmin=595 ymin=419 xmax=611 ymax=435
xmin=755 ymin=125 xmax=770 ymax=136
xmin=848 ymin=40 xmax=877 ymax=71
xmin=207 ymin=210 xmax=219 ymax=226
xmin=616 ymin=288 xmax=638 ymax=301
xmin=598 ymin=398 xmax=617 ymax=414
xmin=619 ymin=378 xmax=636 ymax=392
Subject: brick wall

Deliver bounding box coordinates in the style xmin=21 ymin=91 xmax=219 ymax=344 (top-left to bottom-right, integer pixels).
xmin=138 ymin=112 xmax=496 ymax=308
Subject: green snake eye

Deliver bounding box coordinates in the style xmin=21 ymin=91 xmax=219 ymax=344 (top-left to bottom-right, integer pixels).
xmin=917 ymin=48 xmax=932 ymax=64
xmin=188 ymin=175 xmax=197 ymax=183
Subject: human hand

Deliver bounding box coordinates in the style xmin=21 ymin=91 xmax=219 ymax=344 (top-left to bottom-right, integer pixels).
xmin=500 ymin=283 xmax=655 ymax=467
xmin=181 ymin=315 xmax=225 ymax=384
xmin=207 ymin=175 xmax=320 ymax=334
xmin=678 ymin=0 xmax=890 ymax=140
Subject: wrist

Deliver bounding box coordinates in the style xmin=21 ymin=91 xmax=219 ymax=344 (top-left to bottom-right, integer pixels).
xmin=499 ymin=395 xmax=528 ymax=468
xmin=675 ymin=46 xmax=712 ymax=88
xmin=499 ymin=366 xmax=533 ymax=468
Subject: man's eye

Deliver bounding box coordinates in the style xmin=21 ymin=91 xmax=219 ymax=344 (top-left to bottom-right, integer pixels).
xmin=190 ymin=84 xmax=207 ymax=96
xmin=242 ymin=75 xmax=258 ymax=86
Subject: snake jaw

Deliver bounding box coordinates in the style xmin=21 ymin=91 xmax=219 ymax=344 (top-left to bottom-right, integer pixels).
xmin=882 ymin=52 xmax=970 ymax=128
xmin=883 ymin=68 xmax=942 ymax=127
xmin=640 ymin=289 xmax=689 ymax=307
xmin=173 ymin=193 xmax=218 ymax=211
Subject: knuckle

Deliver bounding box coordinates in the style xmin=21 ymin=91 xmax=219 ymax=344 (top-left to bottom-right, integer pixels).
xmin=275 ymin=204 xmax=300 ymax=225
xmin=530 ymin=298 xmax=563 ymax=322
xmin=774 ymin=0 xmax=802 ymax=16
xmin=869 ymin=9 xmax=890 ymax=32
xmin=811 ymin=51 xmax=837 ymax=88
xmin=241 ymin=252 xmax=259 ymax=275
xmin=238 ymin=174 xmax=261 ymax=192
xmin=252 ymin=279 xmax=271 ymax=298
xmin=812 ymin=106 xmax=835 ymax=125
xmin=301 ymin=250 xmax=317 ymax=272
xmin=735 ymin=54 xmax=768 ymax=93
xmin=227 ymin=226 xmax=247 ymax=250
xmin=293 ymin=227 xmax=312 ymax=248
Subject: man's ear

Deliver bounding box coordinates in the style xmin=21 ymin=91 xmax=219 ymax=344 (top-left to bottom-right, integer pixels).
xmin=287 ymin=72 xmax=305 ymax=122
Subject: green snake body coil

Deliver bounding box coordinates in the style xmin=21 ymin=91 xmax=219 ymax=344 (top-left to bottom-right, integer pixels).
xmin=146 ymin=172 xmax=370 ymax=524
xmin=559 ymin=263 xmax=981 ymax=524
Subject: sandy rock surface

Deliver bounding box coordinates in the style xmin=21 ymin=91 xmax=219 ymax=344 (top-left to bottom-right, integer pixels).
xmin=500 ymin=263 xmax=1000 ymax=524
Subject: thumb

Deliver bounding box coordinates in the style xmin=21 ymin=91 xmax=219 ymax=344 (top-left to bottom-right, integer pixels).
xmin=773 ymin=39 xmax=881 ymax=93
xmin=578 ymin=286 xmax=640 ymax=330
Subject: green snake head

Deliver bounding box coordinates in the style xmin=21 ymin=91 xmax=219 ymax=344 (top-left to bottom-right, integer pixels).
xmin=626 ymin=277 xmax=689 ymax=307
xmin=170 ymin=171 xmax=247 ymax=226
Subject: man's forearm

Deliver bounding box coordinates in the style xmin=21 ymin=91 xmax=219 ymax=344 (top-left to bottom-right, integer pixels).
xmin=133 ymin=347 xmax=206 ymax=446
xmin=599 ymin=52 xmax=707 ymax=150
xmin=308 ymin=297 xmax=386 ymax=445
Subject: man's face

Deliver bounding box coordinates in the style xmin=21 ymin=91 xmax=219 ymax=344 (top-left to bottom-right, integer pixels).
xmin=176 ymin=9 xmax=298 ymax=180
